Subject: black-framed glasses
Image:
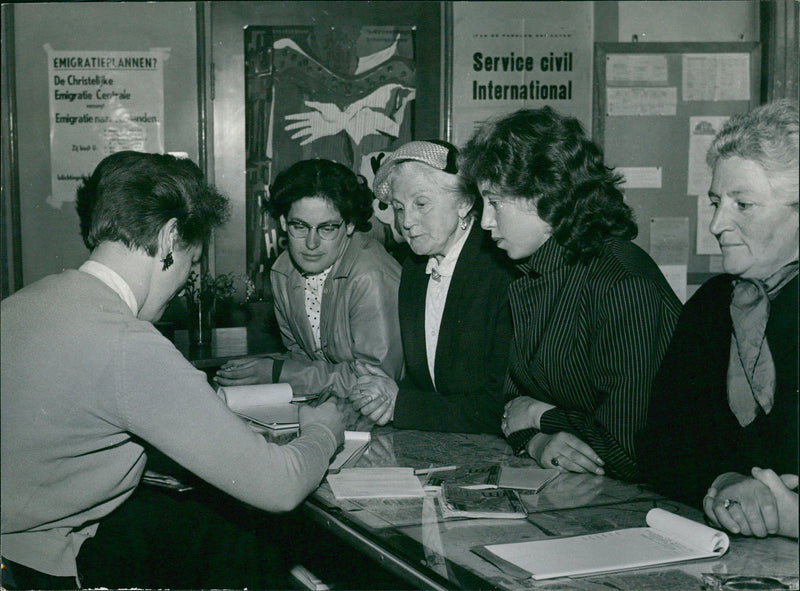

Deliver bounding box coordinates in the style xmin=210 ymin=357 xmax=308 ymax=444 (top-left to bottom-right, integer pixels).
xmin=285 ymin=220 xmax=345 ymax=240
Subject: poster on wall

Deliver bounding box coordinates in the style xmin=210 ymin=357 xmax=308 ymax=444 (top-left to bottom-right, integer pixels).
xmin=243 ymin=26 xmax=416 ymax=300
xmin=45 ymin=45 xmax=168 ymax=209
xmin=451 ymin=2 xmax=593 ymax=147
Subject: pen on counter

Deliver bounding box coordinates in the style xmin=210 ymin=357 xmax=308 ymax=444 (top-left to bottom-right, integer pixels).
xmin=414 ymin=465 xmax=457 ymax=475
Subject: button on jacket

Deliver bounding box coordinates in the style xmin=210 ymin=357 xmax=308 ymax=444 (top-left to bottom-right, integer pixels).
xmin=270 ymin=232 xmax=403 ymax=396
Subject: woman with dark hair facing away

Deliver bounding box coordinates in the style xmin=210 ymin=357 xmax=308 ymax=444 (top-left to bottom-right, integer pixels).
xmin=215 ymin=158 xmax=403 ymax=398
xmin=1 ymin=152 xmax=345 ymax=589
xmin=459 ymin=107 xmax=682 ymax=481
xmin=637 ymin=100 xmax=798 ymax=539
xmin=347 ymin=140 xmax=514 ymax=432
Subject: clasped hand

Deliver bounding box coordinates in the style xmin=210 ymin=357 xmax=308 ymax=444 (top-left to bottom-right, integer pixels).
xmin=214 ymin=357 xmax=274 ymax=386
xmin=704 ymin=468 xmax=799 ymax=539
xmin=347 ymin=360 xmax=397 ymax=425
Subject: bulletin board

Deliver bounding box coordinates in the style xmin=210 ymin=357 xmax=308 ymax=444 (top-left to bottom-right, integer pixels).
xmin=593 ymin=42 xmax=760 ymax=289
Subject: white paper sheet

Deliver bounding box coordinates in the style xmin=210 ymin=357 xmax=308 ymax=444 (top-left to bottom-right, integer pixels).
xmin=618 ymin=167 xmax=662 ymax=189
xmin=607 ymin=87 xmax=677 ymax=116
xmin=682 ymin=53 xmax=750 ymax=102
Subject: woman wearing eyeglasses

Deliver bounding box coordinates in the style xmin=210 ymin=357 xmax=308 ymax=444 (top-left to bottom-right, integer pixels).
xmin=215 ymin=159 xmax=403 ymax=398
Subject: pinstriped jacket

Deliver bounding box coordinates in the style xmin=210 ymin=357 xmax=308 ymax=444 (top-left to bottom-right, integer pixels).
xmin=505 ymin=238 xmax=682 ymax=481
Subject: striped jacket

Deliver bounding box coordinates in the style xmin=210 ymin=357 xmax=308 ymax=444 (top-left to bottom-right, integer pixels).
xmin=505 ymin=238 xmax=681 ymax=481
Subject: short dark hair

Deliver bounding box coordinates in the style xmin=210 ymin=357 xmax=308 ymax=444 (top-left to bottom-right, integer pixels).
xmin=267 ymin=159 xmax=373 ymax=232
xmin=459 ymin=107 xmax=637 ymax=263
xmin=76 ymin=151 xmax=229 ymax=255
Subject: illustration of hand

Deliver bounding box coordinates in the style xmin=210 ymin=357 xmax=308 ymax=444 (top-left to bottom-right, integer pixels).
xmin=283 ymin=84 xmax=415 ymax=147
xmin=284 ymin=101 xmax=346 ymax=146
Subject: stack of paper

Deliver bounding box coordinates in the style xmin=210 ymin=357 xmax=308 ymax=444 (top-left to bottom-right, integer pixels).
xmin=474 ymin=508 xmax=729 ymax=580
xmin=326 ymin=467 xmax=426 ymax=500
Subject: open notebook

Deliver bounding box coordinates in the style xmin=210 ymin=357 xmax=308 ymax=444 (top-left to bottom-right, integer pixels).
xmin=217 ymin=383 xmax=300 ymax=426
xmin=473 ymin=508 xmax=729 ymax=580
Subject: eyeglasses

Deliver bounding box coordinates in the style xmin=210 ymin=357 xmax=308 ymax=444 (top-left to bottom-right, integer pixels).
xmin=285 ymin=220 xmax=345 ymax=240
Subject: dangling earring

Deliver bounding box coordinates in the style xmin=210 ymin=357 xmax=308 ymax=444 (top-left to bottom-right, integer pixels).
xmin=459 ymin=217 xmax=468 ymax=231
xmin=160 ymin=252 xmax=174 ymax=271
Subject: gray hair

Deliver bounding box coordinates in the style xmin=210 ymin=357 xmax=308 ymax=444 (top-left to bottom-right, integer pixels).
xmin=707 ymin=99 xmax=799 ymax=202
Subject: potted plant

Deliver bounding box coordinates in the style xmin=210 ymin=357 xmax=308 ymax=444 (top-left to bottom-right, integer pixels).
xmin=183 ymin=270 xmax=237 ymax=346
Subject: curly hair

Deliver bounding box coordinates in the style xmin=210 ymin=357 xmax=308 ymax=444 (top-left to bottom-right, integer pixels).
xmin=76 ymin=151 xmax=229 ymax=256
xmin=267 ymin=159 xmax=373 ymax=232
xmin=459 ymin=107 xmax=637 ymax=263
xmin=707 ymin=99 xmax=799 ymax=203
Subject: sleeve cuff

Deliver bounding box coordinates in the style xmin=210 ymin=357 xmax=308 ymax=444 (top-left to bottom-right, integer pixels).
xmin=530 ymin=402 xmax=557 ymax=429
xmin=506 ymin=428 xmax=538 ymax=456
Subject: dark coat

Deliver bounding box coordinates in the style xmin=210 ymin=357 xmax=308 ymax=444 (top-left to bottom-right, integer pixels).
xmin=636 ymin=274 xmax=799 ymax=506
xmin=392 ymin=223 xmax=515 ymax=434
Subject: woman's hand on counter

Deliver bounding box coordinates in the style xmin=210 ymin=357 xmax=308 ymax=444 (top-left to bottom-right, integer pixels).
xmin=214 ymin=357 xmax=274 ymax=386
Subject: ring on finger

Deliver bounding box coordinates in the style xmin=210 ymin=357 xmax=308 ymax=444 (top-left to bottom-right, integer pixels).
xmin=722 ymin=498 xmax=740 ymax=509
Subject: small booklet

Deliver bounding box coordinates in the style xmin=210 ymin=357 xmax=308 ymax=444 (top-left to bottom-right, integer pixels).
xmin=473 ymin=508 xmax=729 ymax=580
xmin=427 ymin=465 xmax=558 ymax=493
xmin=439 ymin=482 xmax=528 ymax=520
xmin=494 ymin=466 xmax=560 ymax=492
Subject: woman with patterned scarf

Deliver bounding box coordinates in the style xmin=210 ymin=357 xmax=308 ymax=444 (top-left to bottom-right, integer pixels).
xmin=637 ymin=99 xmax=799 ymax=539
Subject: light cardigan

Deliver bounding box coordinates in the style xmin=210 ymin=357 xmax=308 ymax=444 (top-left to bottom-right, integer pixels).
xmin=1 ymin=269 xmax=338 ymax=578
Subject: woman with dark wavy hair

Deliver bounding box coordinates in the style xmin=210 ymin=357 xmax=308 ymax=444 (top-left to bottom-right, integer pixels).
xmin=459 ymin=107 xmax=681 ymax=480
xmin=215 ymin=159 xmax=403 ymax=398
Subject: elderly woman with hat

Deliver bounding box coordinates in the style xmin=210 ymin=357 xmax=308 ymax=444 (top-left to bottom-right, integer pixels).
xmin=637 ymin=99 xmax=799 ymax=539
xmin=349 ymin=140 xmax=514 ymax=433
